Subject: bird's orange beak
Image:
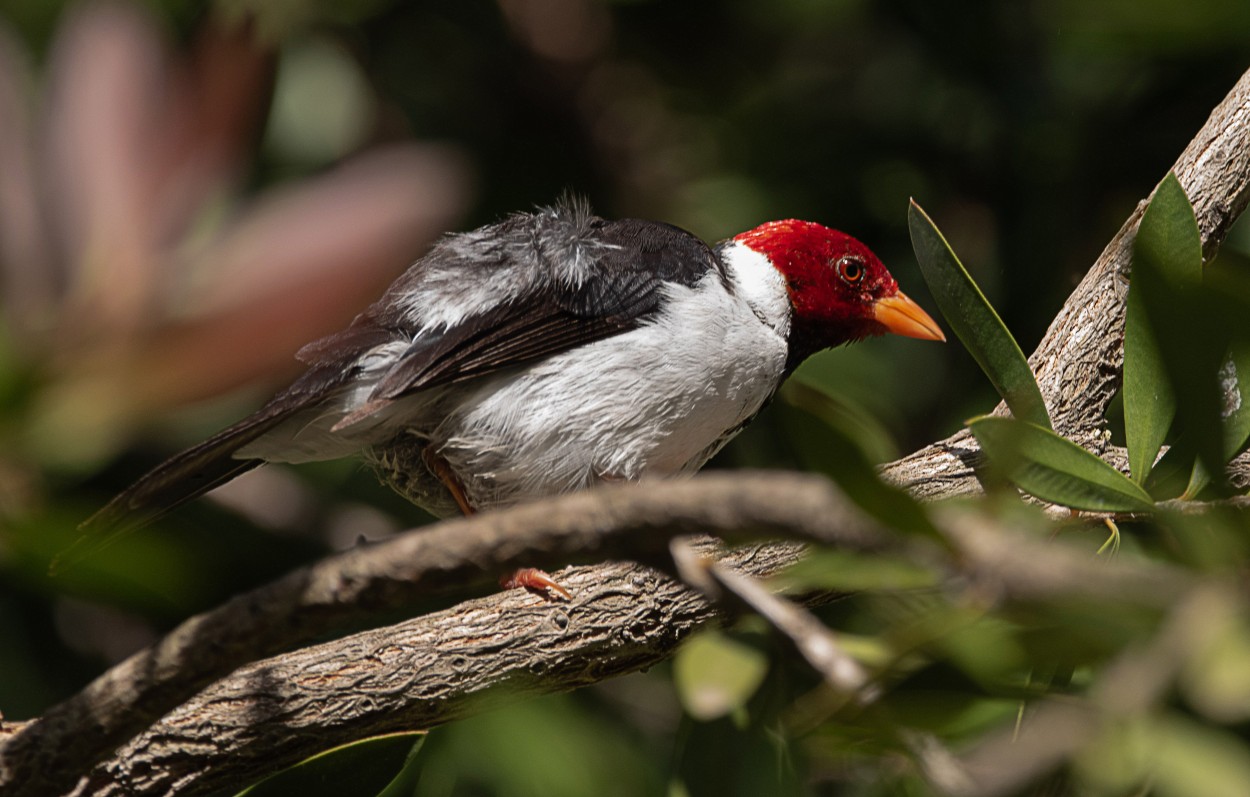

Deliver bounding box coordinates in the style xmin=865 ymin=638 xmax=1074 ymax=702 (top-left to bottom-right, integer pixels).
xmin=872 ymin=291 xmax=946 ymax=342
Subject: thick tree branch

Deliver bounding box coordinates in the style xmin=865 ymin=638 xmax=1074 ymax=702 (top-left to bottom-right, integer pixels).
xmin=1 ymin=473 xmax=888 ymax=797
xmin=72 ymin=546 xmax=790 ymax=797
xmin=74 ymin=492 xmax=1182 ymax=797
xmin=4 ymin=65 xmax=1249 ymax=797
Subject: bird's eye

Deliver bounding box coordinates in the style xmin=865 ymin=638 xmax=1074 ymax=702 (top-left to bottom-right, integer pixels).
xmin=837 ymin=256 xmax=865 ymax=284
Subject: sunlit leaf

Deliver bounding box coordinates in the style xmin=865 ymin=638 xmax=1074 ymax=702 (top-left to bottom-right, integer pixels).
xmin=968 ymin=416 xmax=1153 ymax=512
xmin=673 ymin=630 xmax=769 ymax=722
xmin=1149 ymin=715 xmax=1250 ymax=797
xmin=1182 ymin=602 xmax=1250 ymax=723
xmin=908 ymin=200 xmax=1050 ymax=429
xmin=236 ymin=732 xmax=426 ymax=797
xmin=1125 ymin=174 xmax=1202 ymax=484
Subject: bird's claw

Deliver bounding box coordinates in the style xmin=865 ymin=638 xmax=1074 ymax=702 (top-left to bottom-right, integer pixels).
xmin=501 ymin=567 xmax=572 ymax=600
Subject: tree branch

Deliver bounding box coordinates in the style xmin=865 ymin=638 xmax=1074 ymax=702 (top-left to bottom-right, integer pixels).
xmin=4 ymin=64 xmax=1249 ymax=797
xmin=74 ymin=491 xmax=1184 ymax=797
xmin=1 ymin=473 xmax=888 ymax=797
xmin=883 ymin=66 xmax=1250 ymax=497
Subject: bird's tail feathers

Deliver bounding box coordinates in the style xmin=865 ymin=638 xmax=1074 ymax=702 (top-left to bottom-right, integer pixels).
xmin=52 ymin=414 xmax=287 ymax=575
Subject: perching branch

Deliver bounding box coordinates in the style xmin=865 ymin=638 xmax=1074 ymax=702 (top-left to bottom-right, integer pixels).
xmin=1 ymin=473 xmax=885 ymax=797
xmin=74 ymin=487 xmax=1183 ymax=797
xmin=3 ymin=65 xmax=1249 ymax=797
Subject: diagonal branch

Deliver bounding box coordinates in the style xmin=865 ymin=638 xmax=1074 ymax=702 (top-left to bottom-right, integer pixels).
xmin=883 ymin=66 xmax=1250 ymax=498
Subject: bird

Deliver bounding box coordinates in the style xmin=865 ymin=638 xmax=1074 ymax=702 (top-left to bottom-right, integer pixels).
xmin=64 ymin=198 xmax=944 ymax=588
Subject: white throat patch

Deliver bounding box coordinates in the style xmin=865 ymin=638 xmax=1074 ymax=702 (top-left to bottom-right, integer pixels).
xmin=720 ymin=240 xmax=792 ymax=339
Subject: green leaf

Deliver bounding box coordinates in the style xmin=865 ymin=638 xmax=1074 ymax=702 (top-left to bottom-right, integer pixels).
xmin=1148 ymin=715 xmax=1250 ymax=797
xmin=908 ymin=200 xmax=1051 ymax=429
xmin=235 ymin=732 xmax=426 ymax=797
xmin=1143 ymin=436 xmax=1196 ymax=501
xmin=789 ymin=361 xmax=899 ymax=463
xmin=1128 ymin=174 xmax=1227 ymax=490
xmin=673 ymin=629 xmax=769 ymax=721
xmin=1181 ymin=597 xmax=1250 ymax=723
xmin=772 ymin=549 xmax=938 ymax=593
xmin=1124 ymin=173 xmax=1203 ymax=484
xmin=968 ymin=416 xmax=1153 ymax=512
xmin=1179 ymin=268 xmax=1250 ymax=498
xmin=375 ymin=735 xmax=428 ymax=797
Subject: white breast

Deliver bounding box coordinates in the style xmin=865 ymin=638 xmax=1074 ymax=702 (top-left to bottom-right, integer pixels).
xmin=434 ymin=244 xmax=792 ymax=510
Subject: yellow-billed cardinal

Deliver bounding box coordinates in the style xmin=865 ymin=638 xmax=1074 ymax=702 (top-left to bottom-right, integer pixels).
xmin=71 ymin=199 xmax=944 ymax=587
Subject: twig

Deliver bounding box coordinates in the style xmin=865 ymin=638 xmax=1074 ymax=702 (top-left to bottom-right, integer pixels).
xmin=671 ymin=537 xmax=876 ymax=701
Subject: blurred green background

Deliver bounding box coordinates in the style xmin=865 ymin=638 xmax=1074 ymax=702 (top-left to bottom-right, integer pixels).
xmin=1 ymin=0 xmax=1249 ymax=794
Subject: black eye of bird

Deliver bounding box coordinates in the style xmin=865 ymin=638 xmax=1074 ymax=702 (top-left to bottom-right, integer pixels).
xmin=837 ymin=256 xmax=864 ymax=284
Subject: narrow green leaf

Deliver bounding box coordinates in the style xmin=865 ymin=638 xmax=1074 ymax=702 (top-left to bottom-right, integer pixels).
xmin=1144 ymin=436 xmax=1196 ymax=501
xmin=235 ymin=732 xmax=426 ymax=797
xmin=1129 ymin=174 xmax=1227 ymax=490
xmin=1124 ymin=173 xmax=1203 ymax=484
xmin=968 ymin=416 xmax=1153 ymax=512
xmin=1123 ymin=288 xmax=1171 ymax=485
xmin=908 ymin=200 xmax=1050 ymax=429
xmin=673 ymin=630 xmax=769 ymax=721
xmin=375 ymin=734 xmax=428 ymax=797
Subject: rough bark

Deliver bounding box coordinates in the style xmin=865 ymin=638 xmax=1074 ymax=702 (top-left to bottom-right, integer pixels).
xmin=76 ymin=500 xmax=1185 ymax=797
xmin=2 ymin=474 xmax=885 ymax=797
xmin=73 ymin=545 xmax=793 ymax=797
xmin=2 ymin=66 xmax=1248 ymax=797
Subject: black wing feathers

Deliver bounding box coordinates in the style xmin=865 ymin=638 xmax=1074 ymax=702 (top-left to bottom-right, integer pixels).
xmin=361 ymin=213 xmax=719 ymax=404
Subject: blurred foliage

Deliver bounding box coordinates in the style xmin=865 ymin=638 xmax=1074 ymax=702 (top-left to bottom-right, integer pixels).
xmin=1 ymin=0 xmax=1250 ymax=795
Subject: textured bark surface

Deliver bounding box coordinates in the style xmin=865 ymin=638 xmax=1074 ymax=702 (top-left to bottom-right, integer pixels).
xmin=2 ymin=67 xmax=1248 ymax=797
xmin=4 ymin=474 xmax=882 ymax=797
xmin=74 ymin=544 xmax=804 ymax=797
